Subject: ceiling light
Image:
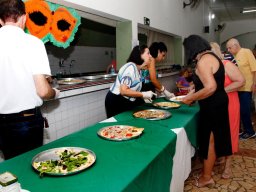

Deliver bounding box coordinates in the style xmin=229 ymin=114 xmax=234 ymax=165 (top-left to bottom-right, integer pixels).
xmin=209 ymin=13 xmax=215 ymax=20
xmin=242 ymin=8 xmax=256 ymax=13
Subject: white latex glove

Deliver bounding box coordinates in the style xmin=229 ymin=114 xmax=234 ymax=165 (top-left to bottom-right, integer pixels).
xmin=53 ymin=88 xmax=60 ymax=99
xmin=142 ymin=91 xmax=157 ymax=103
xmin=163 ymin=89 xmax=175 ymax=99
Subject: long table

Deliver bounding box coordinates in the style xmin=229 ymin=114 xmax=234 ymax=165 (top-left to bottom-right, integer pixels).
xmin=0 ymin=98 xmax=199 ymax=192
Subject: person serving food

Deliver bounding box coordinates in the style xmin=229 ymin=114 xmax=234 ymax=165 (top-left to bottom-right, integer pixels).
xmin=105 ymin=45 xmax=156 ymax=118
xmin=141 ymin=42 xmax=175 ymax=99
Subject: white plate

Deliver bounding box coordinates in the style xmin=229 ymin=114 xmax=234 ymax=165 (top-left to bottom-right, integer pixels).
xmin=168 ymin=95 xmax=186 ymax=102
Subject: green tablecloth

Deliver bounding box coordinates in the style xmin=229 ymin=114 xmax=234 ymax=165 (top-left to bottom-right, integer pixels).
xmin=115 ymin=98 xmax=199 ymax=147
xmin=0 ymin=120 xmax=177 ymax=192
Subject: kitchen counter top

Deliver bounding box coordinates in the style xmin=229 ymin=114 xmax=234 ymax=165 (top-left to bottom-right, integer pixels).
xmin=56 ymin=78 xmax=115 ymax=99
xmin=55 ymin=71 xmax=179 ymax=99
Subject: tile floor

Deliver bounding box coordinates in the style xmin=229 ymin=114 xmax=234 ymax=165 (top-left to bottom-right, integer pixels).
xmin=184 ymin=111 xmax=256 ymax=192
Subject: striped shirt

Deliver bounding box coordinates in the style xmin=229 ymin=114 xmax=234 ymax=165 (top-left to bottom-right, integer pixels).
xmin=110 ymin=62 xmax=142 ymax=101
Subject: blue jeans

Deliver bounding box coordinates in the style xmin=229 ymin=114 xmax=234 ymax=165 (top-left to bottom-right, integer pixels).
xmin=239 ymin=92 xmax=254 ymax=135
xmin=0 ymin=108 xmax=44 ymax=160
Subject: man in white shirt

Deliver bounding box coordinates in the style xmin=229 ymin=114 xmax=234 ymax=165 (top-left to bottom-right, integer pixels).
xmin=0 ymin=0 xmax=59 ymax=159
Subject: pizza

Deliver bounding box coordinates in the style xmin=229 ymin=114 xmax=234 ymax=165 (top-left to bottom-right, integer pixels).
xmin=33 ymin=148 xmax=95 ymax=176
xmin=98 ymin=125 xmax=144 ymax=140
xmin=153 ymin=102 xmax=180 ymax=108
xmin=133 ymin=109 xmax=166 ymax=119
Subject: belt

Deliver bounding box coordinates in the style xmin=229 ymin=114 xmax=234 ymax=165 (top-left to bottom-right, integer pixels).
xmin=0 ymin=107 xmax=40 ymax=119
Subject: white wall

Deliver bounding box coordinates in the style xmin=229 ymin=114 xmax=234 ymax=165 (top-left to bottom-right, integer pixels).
xmin=234 ymin=32 xmax=256 ymax=50
xmin=220 ymin=18 xmax=256 ymax=43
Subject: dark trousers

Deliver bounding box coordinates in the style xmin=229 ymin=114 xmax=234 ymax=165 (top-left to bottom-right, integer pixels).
xmin=0 ymin=108 xmax=44 ymax=160
xmin=239 ymin=91 xmax=254 ymax=135
xmin=105 ymin=91 xmax=144 ymax=118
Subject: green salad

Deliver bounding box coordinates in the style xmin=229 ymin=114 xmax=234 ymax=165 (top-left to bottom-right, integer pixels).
xmin=33 ymin=149 xmax=95 ymax=176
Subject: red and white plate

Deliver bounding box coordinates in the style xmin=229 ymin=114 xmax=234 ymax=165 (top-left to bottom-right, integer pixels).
xmin=97 ymin=125 xmax=144 ymax=141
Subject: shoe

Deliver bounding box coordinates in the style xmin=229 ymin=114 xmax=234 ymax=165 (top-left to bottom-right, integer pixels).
xmin=239 ymin=132 xmax=256 ymax=140
xmin=222 ymin=168 xmax=231 ymax=179
xmin=222 ymin=171 xmax=231 ymax=179
xmin=193 ymin=171 xmax=214 ymax=179
xmin=193 ymin=177 xmax=215 ymax=188
xmin=239 ymin=131 xmax=244 ymax=136
xmin=215 ymin=157 xmax=225 ymax=165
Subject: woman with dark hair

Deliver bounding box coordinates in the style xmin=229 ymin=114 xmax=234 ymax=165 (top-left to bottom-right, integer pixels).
xmin=105 ymin=45 xmax=155 ymax=118
xmin=141 ymin=42 xmax=174 ymax=98
xmin=182 ymin=35 xmax=232 ymax=187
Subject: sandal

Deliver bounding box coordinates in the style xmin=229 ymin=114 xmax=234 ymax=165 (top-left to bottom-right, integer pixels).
xmin=222 ymin=169 xmax=231 ymax=179
xmin=192 ymin=171 xmax=214 ymax=179
xmin=193 ymin=177 xmax=215 ymax=188
xmin=215 ymin=157 xmax=225 ymax=165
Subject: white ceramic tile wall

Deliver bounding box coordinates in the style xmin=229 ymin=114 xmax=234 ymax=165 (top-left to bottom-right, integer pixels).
xmin=41 ymin=89 xmax=109 ymax=144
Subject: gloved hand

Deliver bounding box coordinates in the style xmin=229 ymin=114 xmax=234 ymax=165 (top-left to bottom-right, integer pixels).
xmin=159 ymin=86 xmax=175 ymax=99
xmin=163 ymin=89 xmax=175 ymax=99
xmin=142 ymin=91 xmax=157 ymax=103
xmin=53 ymin=88 xmax=60 ymax=99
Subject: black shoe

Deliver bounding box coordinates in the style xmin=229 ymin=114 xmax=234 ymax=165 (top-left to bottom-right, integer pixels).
xmin=239 ymin=132 xmax=256 ymax=140
xmin=239 ymin=132 xmax=244 ymax=136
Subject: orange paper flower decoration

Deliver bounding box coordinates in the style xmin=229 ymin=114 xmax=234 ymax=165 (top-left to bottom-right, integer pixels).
xmin=50 ymin=7 xmax=77 ymax=43
xmin=25 ymin=0 xmax=52 ymax=40
xmin=24 ymin=0 xmax=81 ymax=48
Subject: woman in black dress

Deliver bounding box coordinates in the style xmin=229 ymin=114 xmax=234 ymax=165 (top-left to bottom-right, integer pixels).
xmin=182 ymin=35 xmax=232 ymax=187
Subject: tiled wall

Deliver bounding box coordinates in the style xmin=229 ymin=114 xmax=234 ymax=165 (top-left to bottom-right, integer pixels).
xmin=41 ymin=89 xmax=109 ymax=144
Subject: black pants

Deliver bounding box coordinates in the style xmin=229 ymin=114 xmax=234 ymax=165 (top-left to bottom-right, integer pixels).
xmin=105 ymin=91 xmax=144 ymax=118
xmin=0 ymin=107 xmax=44 ymax=160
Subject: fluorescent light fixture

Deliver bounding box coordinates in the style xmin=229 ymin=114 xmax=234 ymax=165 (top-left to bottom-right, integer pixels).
xmin=242 ymin=8 xmax=256 ymax=13
xmin=209 ymin=13 xmax=215 ymax=20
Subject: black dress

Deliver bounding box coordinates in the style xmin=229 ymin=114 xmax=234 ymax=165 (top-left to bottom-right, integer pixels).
xmin=193 ymin=52 xmax=232 ymax=159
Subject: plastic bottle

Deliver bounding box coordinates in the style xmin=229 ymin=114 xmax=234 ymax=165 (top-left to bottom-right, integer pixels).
xmin=110 ymin=65 xmax=115 ymax=74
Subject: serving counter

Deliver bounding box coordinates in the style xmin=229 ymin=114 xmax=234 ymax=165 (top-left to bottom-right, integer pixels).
xmin=0 ymin=98 xmax=199 ymax=192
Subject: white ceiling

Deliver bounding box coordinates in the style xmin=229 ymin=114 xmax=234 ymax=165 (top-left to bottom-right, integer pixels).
xmin=205 ymin=0 xmax=256 ymax=21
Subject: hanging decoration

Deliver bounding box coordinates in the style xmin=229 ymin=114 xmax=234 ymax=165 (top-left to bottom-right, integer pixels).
xmin=24 ymin=0 xmax=52 ymax=42
xmin=24 ymin=0 xmax=81 ymax=48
